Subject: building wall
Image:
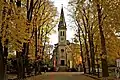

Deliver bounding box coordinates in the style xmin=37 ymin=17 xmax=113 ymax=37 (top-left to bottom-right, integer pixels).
xmin=58 ymin=27 xmax=67 ymax=66
xmin=53 ymin=43 xmax=82 ymax=69
xmin=58 ymin=45 xmax=66 ymax=66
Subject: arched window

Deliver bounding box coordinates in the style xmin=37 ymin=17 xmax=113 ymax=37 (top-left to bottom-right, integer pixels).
xmin=60 ymin=31 xmax=65 ymax=36
xmin=63 ymin=31 xmax=64 ymax=36
xmin=60 ymin=31 xmax=62 ymax=36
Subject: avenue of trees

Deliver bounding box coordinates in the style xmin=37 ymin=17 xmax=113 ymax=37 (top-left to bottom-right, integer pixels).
xmin=0 ymin=0 xmax=57 ymax=80
xmin=69 ymin=0 xmax=120 ymax=79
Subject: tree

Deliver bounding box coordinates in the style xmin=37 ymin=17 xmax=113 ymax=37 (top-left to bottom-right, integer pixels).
xmin=26 ymin=0 xmax=57 ymax=75
xmin=78 ymin=24 xmax=86 ymax=73
xmin=0 ymin=0 xmax=57 ymax=79
xmin=0 ymin=1 xmax=5 ymax=79
xmin=96 ymin=0 xmax=109 ymax=78
xmin=69 ymin=0 xmax=120 ymax=77
xmin=93 ymin=0 xmax=120 ymax=78
xmin=68 ymin=0 xmax=97 ymax=74
xmin=30 ymin=0 xmax=57 ymax=61
xmin=0 ymin=0 xmax=29 ymax=79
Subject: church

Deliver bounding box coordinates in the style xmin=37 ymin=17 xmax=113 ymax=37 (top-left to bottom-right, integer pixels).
xmin=52 ymin=6 xmax=82 ymax=71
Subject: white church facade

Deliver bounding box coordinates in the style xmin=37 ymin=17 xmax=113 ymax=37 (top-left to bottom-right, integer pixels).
xmin=52 ymin=6 xmax=82 ymax=71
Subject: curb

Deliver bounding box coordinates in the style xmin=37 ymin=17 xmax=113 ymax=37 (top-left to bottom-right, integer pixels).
xmin=84 ymin=74 xmax=101 ymax=80
xmin=84 ymin=74 xmax=116 ymax=80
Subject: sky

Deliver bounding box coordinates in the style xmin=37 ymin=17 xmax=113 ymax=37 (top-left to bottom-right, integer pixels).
xmin=49 ymin=0 xmax=75 ymax=45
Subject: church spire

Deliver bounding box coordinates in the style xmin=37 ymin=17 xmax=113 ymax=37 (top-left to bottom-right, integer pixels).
xmin=58 ymin=5 xmax=66 ymax=30
xmin=60 ymin=4 xmax=64 ymax=21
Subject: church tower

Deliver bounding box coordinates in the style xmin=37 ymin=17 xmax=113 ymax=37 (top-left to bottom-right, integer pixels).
xmin=58 ymin=6 xmax=67 ymax=68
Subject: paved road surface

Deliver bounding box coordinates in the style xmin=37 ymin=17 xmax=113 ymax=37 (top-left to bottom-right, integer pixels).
xmin=26 ymin=72 xmax=95 ymax=80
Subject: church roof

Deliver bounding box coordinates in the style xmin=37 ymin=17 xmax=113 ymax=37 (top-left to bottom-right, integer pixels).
xmin=58 ymin=5 xmax=67 ymax=30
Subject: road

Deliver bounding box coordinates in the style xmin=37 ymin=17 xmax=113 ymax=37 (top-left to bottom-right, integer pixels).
xmin=26 ymin=72 xmax=96 ymax=80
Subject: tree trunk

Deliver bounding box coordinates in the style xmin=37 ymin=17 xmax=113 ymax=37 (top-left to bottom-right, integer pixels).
xmin=35 ymin=26 xmax=38 ymax=75
xmin=35 ymin=27 xmax=37 ymax=58
xmin=0 ymin=0 xmax=7 ymax=79
xmin=40 ymin=27 xmax=44 ymax=60
xmin=91 ymin=34 xmax=95 ymax=74
xmin=97 ymin=1 xmax=109 ymax=78
xmin=88 ymin=29 xmax=95 ymax=74
xmin=4 ymin=39 xmax=8 ymax=80
xmin=81 ymin=16 xmax=91 ymax=74
xmin=84 ymin=37 xmax=91 ymax=74
xmin=42 ymin=27 xmax=48 ymax=61
xmin=0 ymin=38 xmax=5 ymax=80
xmin=16 ymin=51 xmax=20 ymax=79
xmin=22 ymin=0 xmax=34 ymax=77
xmin=16 ymin=51 xmax=24 ymax=79
xmin=78 ymin=27 xmax=86 ymax=74
xmin=16 ymin=0 xmax=25 ymax=79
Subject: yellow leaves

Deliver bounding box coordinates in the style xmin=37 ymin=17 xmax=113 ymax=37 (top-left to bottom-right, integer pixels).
xmin=29 ymin=39 xmax=35 ymax=57
xmin=76 ymin=56 xmax=82 ymax=65
xmin=74 ymin=53 xmax=82 ymax=65
xmin=0 ymin=1 xmax=31 ymax=51
xmin=32 ymin=0 xmax=57 ymax=28
xmin=0 ymin=0 xmax=3 ymax=23
xmin=0 ymin=0 xmax=57 ymax=53
xmin=69 ymin=0 xmax=120 ymax=65
xmin=67 ymin=43 xmax=81 ymax=66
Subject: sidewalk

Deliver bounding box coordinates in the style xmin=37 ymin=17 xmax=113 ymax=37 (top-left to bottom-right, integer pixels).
xmin=84 ymin=74 xmax=117 ymax=80
xmin=8 ymin=72 xmax=44 ymax=80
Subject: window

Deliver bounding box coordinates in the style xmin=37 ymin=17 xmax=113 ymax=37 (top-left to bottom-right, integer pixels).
xmin=61 ymin=49 xmax=64 ymax=52
xmin=60 ymin=31 xmax=65 ymax=36
xmin=60 ymin=31 xmax=62 ymax=36
xmin=63 ymin=31 xmax=64 ymax=36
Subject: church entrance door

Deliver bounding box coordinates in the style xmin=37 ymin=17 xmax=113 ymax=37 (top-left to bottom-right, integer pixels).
xmin=61 ymin=60 xmax=65 ymax=66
